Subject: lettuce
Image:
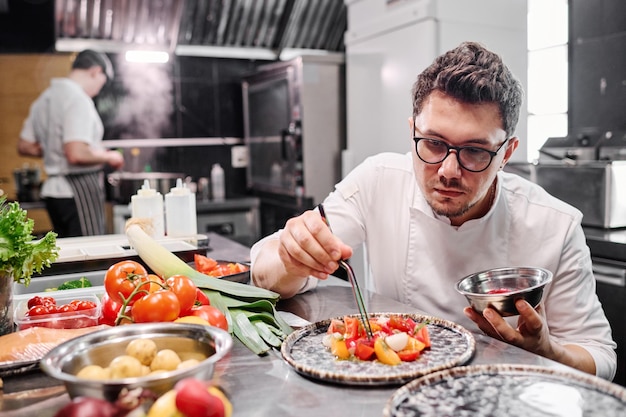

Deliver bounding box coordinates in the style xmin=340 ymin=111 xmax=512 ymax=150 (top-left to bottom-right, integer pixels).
xmin=0 ymin=196 xmax=59 ymax=286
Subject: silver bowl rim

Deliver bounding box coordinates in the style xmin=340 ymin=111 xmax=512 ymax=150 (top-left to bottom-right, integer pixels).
xmin=455 ymin=266 xmax=553 ymax=298
xmin=39 ymin=322 xmax=233 ymax=387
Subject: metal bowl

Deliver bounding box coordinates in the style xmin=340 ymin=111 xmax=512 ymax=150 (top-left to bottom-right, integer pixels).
xmin=455 ymin=267 xmax=553 ymax=317
xmin=40 ymin=322 xmax=232 ymax=401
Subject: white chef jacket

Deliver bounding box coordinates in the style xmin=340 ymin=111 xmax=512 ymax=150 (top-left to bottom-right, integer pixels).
xmin=251 ymin=152 xmax=617 ymax=380
xmin=20 ymin=78 xmax=106 ymax=198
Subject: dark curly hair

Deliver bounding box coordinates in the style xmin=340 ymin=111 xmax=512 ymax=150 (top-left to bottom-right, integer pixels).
xmin=412 ymin=42 xmax=523 ymax=138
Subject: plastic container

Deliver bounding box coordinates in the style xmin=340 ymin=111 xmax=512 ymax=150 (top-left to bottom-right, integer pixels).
xmin=131 ymin=179 xmax=165 ymax=237
xmin=14 ymin=294 xmax=101 ymax=330
xmin=211 ymin=163 xmax=225 ymax=201
xmin=165 ymin=178 xmax=198 ymax=237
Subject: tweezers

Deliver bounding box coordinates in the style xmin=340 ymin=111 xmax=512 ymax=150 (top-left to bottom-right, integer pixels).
xmin=317 ymin=203 xmax=373 ymax=339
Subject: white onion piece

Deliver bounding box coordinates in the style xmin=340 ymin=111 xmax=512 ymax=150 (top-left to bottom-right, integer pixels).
xmin=385 ymin=332 xmax=409 ymax=352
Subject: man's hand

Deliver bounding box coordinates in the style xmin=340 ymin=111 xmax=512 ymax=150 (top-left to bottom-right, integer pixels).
xmin=251 ymin=208 xmax=352 ymax=298
xmin=464 ymin=299 xmax=596 ymax=375
xmin=278 ymin=209 xmax=352 ymax=280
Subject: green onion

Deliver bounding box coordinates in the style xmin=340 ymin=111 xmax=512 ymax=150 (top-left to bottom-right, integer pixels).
xmin=233 ymin=312 xmax=270 ymax=355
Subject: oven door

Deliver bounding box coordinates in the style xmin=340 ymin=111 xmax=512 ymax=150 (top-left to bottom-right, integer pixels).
xmin=242 ymin=62 xmax=301 ymax=197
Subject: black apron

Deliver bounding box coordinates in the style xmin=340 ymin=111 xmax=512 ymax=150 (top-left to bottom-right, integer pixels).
xmin=66 ymin=170 xmax=105 ymax=236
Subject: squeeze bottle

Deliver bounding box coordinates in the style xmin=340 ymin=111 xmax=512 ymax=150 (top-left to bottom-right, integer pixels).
xmin=130 ymin=179 xmax=165 ymax=237
xmin=211 ymin=163 xmax=225 ymax=201
xmin=165 ymin=178 xmax=197 ymax=237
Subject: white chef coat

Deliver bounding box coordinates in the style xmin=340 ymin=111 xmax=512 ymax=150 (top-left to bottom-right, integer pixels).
xmin=251 ymin=152 xmax=617 ymax=380
xmin=20 ymin=78 xmax=106 ymax=198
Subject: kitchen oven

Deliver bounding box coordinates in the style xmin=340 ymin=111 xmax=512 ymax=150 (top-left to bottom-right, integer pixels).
xmin=241 ymin=55 xmax=345 ymax=236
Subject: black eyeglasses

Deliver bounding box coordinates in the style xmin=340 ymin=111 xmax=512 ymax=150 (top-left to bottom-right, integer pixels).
xmin=413 ymin=137 xmax=509 ymax=172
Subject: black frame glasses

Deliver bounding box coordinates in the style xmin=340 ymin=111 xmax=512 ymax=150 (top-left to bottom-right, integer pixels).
xmin=413 ymin=137 xmax=509 ymax=172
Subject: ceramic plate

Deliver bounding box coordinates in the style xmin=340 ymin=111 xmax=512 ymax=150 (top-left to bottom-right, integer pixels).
xmin=281 ymin=313 xmax=475 ymax=386
xmin=383 ymin=364 xmax=626 ymax=417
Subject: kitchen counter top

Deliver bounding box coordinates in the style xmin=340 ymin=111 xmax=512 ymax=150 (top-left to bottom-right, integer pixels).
xmin=0 ymin=236 xmax=593 ymax=416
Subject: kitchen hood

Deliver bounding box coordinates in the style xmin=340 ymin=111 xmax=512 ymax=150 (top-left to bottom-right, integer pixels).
xmin=54 ymin=0 xmax=347 ymax=60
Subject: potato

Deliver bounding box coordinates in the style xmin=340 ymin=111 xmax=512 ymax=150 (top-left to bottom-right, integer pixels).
xmin=76 ymin=365 xmax=110 ymax=380
xmin=125 ymin=339 xmax=158 ymax=366
xmin=108 ymin=355 xmax=144 ymax=379
xmin=150 ymin=349 xmax=181 ymax=372
xmin=177 ymin=358 xmax=200 ymax=370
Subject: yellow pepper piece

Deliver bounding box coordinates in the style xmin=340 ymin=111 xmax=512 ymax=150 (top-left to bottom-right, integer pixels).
xmin=330 ymin=337 xmax=351 ymax=360
xmin=406 ymin=336 xmax=426 ymax=352
xmin=374 ymin=337 xmax=402 ymax=366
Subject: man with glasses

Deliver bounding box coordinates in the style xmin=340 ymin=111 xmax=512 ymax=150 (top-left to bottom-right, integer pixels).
xmin=250 ymin=42 xmax=616 ymax=380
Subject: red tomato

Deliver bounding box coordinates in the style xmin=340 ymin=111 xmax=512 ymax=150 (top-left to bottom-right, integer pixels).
xmin=195 ymin=288 xmax=210 ymax=306
xmin=396 ymin=349 xmax=421 ymax=362
xmin=354 ymin=339 xmax=375 ymax=361
xmin=190 ymin=305 xmax=228 ymax=331
xmin=71 ymin=300 xmax=97 ymax=311
xmin=58 ymin=304 xmax=77 ymax=313
xmin=327 ymin=319 xmax=345 ymax=334
xmin=26 ymin=305 xmax=50 ymax=316
xmin=103 ymin=260 xmax=149 ymax=305
xmin=194 ymin=254 xmax=218 ymax=274
xmin=175 ymin=378 xmax=225 ymax=417
xmin=27 ymin=295 xmax=55 ymax=309
xmin=343 ymin=316 xmax=363 ymax=339
xmin=165 ymin=274 xmax=198 ymax=315
xmin=414 ymin=325 xmax=431 ymax=348
xmin=100 ymin=292 xmax=123 ymax=326
xmin=389 ymin=315 xmax=414 ymax=333
xmin=131 ymin=290 xmax=181 ymax=323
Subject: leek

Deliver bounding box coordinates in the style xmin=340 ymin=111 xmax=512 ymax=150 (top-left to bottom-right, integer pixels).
xmin=125 ymin=221 xmax=279 ymax=301
xmin=125 ymin=220 xmax=294 ymax=355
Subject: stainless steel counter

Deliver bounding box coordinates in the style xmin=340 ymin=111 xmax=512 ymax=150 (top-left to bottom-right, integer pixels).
xmin=1 ymin=236 xmax=585 ymax=416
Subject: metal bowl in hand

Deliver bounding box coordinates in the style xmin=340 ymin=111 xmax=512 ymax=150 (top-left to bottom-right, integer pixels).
xmin=455 ymin=267 xmax=553 ymax=317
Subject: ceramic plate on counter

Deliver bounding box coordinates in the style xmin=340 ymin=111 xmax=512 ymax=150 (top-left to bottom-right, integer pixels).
xmin=383 ymin=364 xmax=626 ymax=417
xmin=281 ymin=313 xmax=475 ymax=386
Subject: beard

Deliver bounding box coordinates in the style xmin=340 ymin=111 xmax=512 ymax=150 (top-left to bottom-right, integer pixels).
xmin=427 ymin=177 xmax=476 ymax=219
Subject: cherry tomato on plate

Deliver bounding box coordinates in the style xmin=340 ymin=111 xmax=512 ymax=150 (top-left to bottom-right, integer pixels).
xmin=190 ymin=305 xmax=228 ymax=331
xmin=103 ymin=260 xmax=149 ymax=305
xmin=131 ymin=290 xmax=181 ymax=323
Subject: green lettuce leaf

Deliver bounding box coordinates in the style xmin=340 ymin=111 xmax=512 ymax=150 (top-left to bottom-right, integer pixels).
xmin=0 ymin=197 xmax=59 ymax=285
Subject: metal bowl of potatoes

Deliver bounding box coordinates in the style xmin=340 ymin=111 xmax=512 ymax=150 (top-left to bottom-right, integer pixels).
xmin=40 ymin=322 xmax=232 ymax=401
xmin=455 ymin=266 xmax=553 ymax=317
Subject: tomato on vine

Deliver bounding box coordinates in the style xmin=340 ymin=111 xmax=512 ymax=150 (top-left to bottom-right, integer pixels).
xmin=103 ymin=260 xmax=149 ymax=305
xmin=131 ymin=290 xmax=181 ymax=323
xmin=165 ymin=274 xmax=198 ymax=315
xmin=190 ymin=305 xmax=228 ymax=331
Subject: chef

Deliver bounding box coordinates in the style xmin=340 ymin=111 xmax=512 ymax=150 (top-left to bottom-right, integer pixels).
xmin=17 ymin=49 xmax=124 ymax=237
xmin=250 ymin=41 xmax=617 ymax=381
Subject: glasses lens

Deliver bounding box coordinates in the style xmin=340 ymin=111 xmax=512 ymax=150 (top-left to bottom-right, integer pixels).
xmin=417 ymin=139 xmax=448 ymax=163
xmin=458 ymin=148 xmax=492 ymax=171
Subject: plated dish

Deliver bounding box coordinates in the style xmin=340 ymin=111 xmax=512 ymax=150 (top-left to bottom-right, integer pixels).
xmin=281 ymin=313 xmax=475 ymax=386
xmin=383 ymin=364 xmax=626 ymax=417
xmin=190 ymin=257 xmax=250 ymax=283
xmin=211 ymin=260 xmax=250 ymax=283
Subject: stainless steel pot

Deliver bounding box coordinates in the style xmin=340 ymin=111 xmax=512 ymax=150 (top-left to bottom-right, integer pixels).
xmin=107 ymin=172 xmax=185 ymax=203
